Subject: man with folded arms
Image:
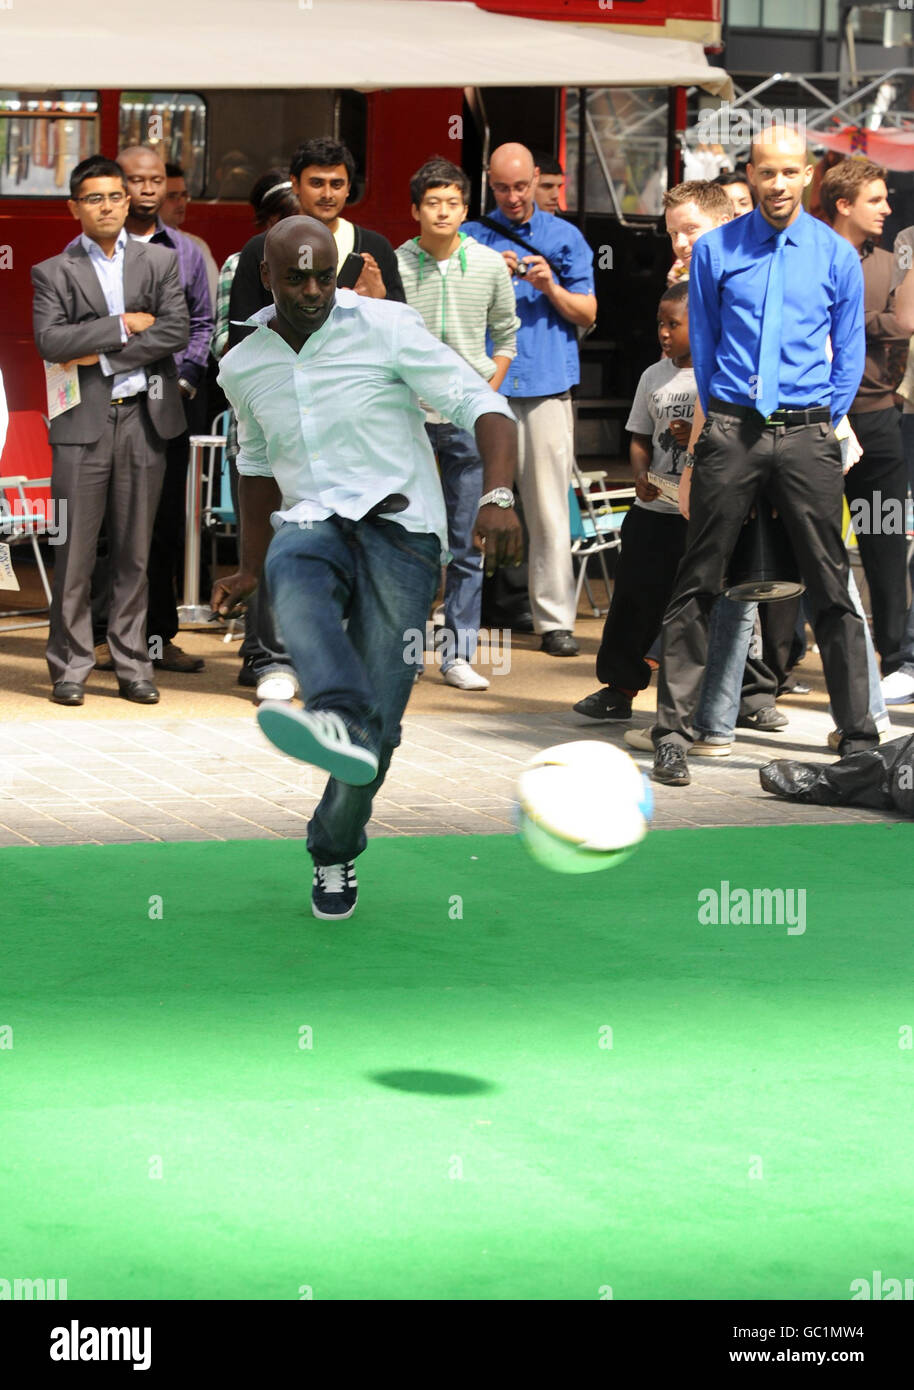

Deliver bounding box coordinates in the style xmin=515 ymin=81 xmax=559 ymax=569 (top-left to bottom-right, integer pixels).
xmin=31 ymin=155 xmax=189 ymax=706
xmin=213 ymin=217 xmax=521 ymax=921
xmin=652 ymin=126 xmax=877 ymax=786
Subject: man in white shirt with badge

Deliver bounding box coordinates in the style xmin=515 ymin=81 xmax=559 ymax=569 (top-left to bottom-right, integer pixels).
xmin=214 ymin=216 xmax=521 ymax=921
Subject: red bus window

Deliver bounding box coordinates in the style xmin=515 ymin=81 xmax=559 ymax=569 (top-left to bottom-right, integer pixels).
xmin=119 ymin=93 xmax=207 ymax=195
xmin=199 ymin=90 xmax=345 ymax=200
xmin=566 ymin=86 xmax=668 ymax=218
xmin=0 ymin=91 xmax=99 ymax=197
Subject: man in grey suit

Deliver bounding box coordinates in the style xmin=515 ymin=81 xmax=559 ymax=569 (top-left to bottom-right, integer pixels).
xmin=31 ymin=155 xmax=190 ymax=705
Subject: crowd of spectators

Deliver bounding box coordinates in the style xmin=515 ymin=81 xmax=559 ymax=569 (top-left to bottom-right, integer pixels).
xmin=6 ymin=130 xmax=914 ymax=785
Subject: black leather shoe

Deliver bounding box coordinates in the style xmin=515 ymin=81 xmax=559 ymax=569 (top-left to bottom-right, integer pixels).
xmin=653 ymin=740 xmax=691 ymax=786
xmin=118 ymin=679 xmax=160 ymax=704
xmin=51 ymin=681 xmax=84 ymax=706
xmin=540 ymin=629 xmax=580 ymax=657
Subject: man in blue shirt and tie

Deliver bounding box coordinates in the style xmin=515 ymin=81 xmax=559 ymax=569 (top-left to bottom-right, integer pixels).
xmin=652 ymin=126 xmax=878 ymax=786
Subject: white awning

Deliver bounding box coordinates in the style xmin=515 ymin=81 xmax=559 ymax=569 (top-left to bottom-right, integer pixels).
xmin=2 ymin=0 xmax=732 ymax=98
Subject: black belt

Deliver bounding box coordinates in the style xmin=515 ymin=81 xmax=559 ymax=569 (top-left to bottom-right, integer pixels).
xmin=708 ymin=396 xmax=831 ymax=427
xmin=110 ymin=392 xmax=146 ymax=406
xmin=362 ymin=493 xmax=409 ymax=521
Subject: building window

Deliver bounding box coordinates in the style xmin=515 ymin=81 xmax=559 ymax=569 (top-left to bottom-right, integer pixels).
xmin=728 ymin=0 xmax=762 ymax=24
xmin=729 ymin=0 xmax=827 ymax=28
xmin=118 ymin=89 xmax=367 ymax=203
xmin=762 ymin=0 xmax=824 ymax=29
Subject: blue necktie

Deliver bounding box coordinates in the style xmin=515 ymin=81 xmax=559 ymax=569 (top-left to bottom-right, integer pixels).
xmin=756 ymin=230 xmax=786 ymax=418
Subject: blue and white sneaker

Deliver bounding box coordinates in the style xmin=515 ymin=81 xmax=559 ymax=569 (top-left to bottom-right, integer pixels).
xmin=256 ymin=704 xmax=379 ymax=785
xmin=312 ymin=861 xmax=358 ymax=920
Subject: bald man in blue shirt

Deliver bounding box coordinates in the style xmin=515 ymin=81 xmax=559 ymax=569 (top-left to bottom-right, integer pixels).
xmin=464 ymin=143 xmax=596 ymax=656
xmin=652 ymin=128 xmax=878 ymax=786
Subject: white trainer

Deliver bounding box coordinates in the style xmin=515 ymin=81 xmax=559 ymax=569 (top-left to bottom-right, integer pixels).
xmin=880 ymin=669 xmax=914 ymax=706
xmin=624 ymin=725 xmax=732 ymax=756
xmin=256 ymin=703 xmax=379 ymax=785
xmin=255 ymin=672 xmax=299 ymax=703
xmin=442 ymin=659 xmax=490 ymax=690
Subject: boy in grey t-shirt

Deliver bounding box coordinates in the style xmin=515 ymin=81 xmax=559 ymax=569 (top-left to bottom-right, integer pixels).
xmin=573 ymin=282 xmax=693 ymax=721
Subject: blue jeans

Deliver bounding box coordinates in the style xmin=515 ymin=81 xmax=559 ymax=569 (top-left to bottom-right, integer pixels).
xmin=425 ymin=422 xmax=483 ymax=667
xmin=697 ymin=580 xmax=887 ymax=738
xmin=696 ymin=594 xmax=756 ymax=735
xmin=241 ymin=571 xmax=295 ymax=679
xmin=265 ymin=515 xmax=441 ymax=865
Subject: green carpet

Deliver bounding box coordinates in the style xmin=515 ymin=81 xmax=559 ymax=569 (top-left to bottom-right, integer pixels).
xmin=2 ymin=824 xmax=912 ymax=1301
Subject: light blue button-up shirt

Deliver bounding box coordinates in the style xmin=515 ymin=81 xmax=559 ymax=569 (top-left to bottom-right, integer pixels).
xmin=218 ymin=291 xmax=517 ymax=553
xmin=80 ymin=230 xmax=147 ymax=399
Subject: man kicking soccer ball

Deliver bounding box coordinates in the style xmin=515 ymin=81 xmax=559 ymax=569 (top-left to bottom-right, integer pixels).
xmin=213 ymin=216 xmax=521 ymax=919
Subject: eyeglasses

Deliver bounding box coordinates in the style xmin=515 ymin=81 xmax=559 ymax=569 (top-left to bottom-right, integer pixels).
xmin=490 ymin=179 xmax=534 ymax=197
xmin=76 ymin=192 xmax=127 ymax=206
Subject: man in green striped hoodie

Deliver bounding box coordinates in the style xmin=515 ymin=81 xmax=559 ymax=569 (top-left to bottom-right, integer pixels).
xmin=397 ymin=158 xmax=519 ymax=690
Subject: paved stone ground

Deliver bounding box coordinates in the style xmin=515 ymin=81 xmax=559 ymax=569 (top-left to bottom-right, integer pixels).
xmin=2 ymin=553 xmax=911 ymax=846
xmin=1 ymin=700 xmax=911 ymax=848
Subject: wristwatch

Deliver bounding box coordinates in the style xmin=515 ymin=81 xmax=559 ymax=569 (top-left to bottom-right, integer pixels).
xmin=478 ymin=487 xmax=515 ymax=509
xmin=682 ymin=453 xmax=695 ymax=470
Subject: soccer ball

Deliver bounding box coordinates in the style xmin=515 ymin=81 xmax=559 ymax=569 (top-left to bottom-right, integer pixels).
xmin=516 ymin=740 xmax=653 ymax=874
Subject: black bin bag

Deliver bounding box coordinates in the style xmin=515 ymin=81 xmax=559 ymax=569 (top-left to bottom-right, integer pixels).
xmin=759 ymin=734 xmax=914 ymax=817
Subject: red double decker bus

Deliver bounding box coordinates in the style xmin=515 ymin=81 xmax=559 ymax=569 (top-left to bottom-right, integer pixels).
xmin=0 ymin=0 xmax=725 ymax=457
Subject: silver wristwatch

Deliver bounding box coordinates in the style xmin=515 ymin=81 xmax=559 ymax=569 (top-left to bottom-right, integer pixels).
xmin=478 ymin=487 xmax=515 ymax=509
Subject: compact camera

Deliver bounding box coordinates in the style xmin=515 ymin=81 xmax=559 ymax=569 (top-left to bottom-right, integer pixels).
xmin=516 ymin=261 xmax=528 ymax=277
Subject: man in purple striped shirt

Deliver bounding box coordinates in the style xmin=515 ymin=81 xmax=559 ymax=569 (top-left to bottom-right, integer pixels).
xmin=92 ymin=144 xmax=214 ymax=675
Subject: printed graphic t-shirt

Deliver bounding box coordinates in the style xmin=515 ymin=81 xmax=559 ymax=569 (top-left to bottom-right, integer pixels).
xmin=625 ymin=358 xmax=696 ymax=515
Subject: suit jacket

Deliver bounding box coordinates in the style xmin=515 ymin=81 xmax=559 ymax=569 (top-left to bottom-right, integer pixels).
xmin=31 ymin=238 xmax=190 ymax=445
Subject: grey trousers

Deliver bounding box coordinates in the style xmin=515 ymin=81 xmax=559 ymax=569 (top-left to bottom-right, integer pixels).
xmin=512 ymin=393 xmax=577 ymax=633
xmin=47 ymin=397 xmax=166 ymax=686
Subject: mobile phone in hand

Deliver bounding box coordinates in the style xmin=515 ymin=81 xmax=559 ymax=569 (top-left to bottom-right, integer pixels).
xmin=337 ymin=253 xmax=365 ymax=289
